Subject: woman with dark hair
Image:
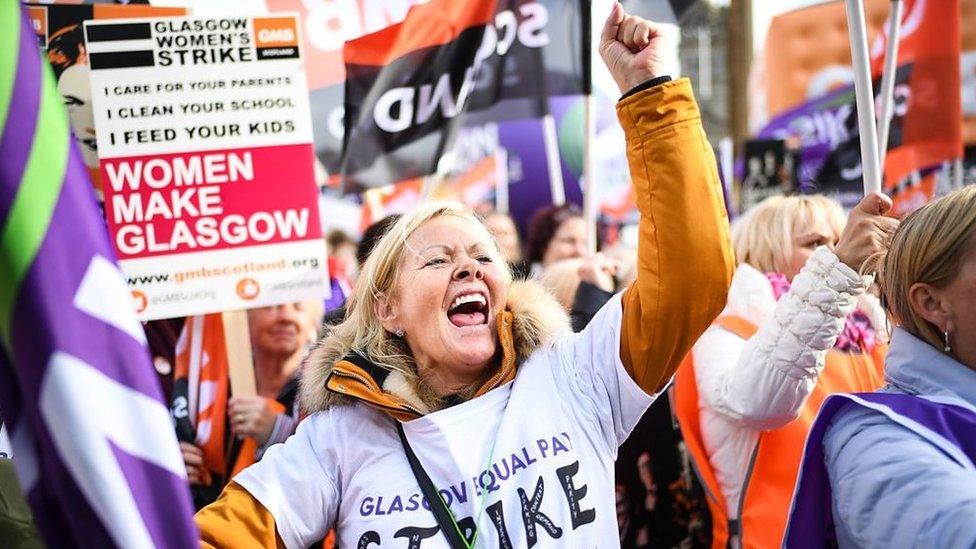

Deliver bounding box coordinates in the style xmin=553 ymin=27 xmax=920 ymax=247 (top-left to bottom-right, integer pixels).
xmin=525 ymin=204 xmax=591 ymax=276
xmin=46 ymin=24 xmax=86 ymax=78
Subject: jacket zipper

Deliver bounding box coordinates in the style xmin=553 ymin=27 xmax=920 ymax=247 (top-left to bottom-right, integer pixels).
xmin=732 ymin=440 xmax=761 ymax=549
xmin=330 ymin=369 xmax=424 ymax=416
xmin=484 ymin=317 xmax=514 ymax=393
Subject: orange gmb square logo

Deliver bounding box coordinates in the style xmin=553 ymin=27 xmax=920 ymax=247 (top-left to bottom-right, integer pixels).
xmin=253 ymin=17 xmax=298 ymax=48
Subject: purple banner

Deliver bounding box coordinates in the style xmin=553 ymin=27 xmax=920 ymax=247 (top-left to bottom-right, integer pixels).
xmin=756 ymin=84 xmax=857 ymax=190
xmin=0 ymin=6 xmax=197 ymax=548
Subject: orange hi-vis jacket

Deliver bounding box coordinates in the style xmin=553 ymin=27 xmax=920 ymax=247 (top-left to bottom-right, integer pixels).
xmin=675 ymin=316 xmax=886 ymax=549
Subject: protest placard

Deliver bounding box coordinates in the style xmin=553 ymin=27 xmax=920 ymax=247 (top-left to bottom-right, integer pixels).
xmin=85 ymin=14 xmax=328 ymax=320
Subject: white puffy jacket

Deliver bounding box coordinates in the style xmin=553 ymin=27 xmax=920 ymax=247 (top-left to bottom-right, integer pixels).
xmin=690 ymin=246 xmax=884 ymax=516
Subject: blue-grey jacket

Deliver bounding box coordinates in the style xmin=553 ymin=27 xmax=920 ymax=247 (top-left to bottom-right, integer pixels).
xmin=822 ymin=327 xmax=976 ymax=548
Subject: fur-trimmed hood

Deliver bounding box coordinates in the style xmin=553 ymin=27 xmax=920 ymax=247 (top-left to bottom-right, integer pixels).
xmin=299 ymin=278 xmax=570 ymax=417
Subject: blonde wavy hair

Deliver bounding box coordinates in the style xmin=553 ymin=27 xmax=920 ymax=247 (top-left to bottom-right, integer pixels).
xmin=318 ymin=201 xmax=512 ymax=389
xmin=733 ymin=194 xmax=845 ymax=273
xmin=873 ymin=186 xmax=976 ymax=349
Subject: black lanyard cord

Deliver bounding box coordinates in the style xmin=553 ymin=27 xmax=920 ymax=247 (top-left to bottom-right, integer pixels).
xmin=395 ymin=421 xmax=470 ymax=549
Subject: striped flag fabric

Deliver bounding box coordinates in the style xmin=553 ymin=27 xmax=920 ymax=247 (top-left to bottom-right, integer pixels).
xmin=0 ymin=5 xmax=197 ymax=548
xmin=339 ymin=0 xmax=498 ymax=190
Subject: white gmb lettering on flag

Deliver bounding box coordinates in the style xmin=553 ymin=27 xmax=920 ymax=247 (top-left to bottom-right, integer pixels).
xmin=73 ymin=255 xmax=147 ymax=344
xmin=41 ymin=352 xmax=184 ymax=549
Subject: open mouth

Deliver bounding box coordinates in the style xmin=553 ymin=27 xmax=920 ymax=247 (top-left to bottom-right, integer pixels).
xmin=447 ymin=292 xmax=488 ymax=328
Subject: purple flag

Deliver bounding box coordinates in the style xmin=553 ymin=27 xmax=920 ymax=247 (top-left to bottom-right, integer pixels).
xmin=0 ymin=6 xmax=197 ymax=548
xmin=755 ymin=84 xmax=857 ymax=191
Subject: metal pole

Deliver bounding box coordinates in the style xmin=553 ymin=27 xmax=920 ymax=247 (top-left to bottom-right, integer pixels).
xmin=580 ymin=0 xmax=597 ymax=253
xmin=718 ymin=137 xmax=734 ymax=213
xmin=583 ymin=94 xmax=597 ymax=254
xmin=698 ymin=26 xmax=712 ymax=101
xmin=936 ymin=161 xmax=951 ymax=196
xmin=877 ymin=0 xmax=904 ymax=170
xmin=495 ymin=148 xmax=509 ymax=214
xmin=845 ymin=0 xmax=884 ymax=195
xmin=420 ymin=175 xmax=436 ymax=201
xmin=540 ymin=114 xmax=566 ymax=206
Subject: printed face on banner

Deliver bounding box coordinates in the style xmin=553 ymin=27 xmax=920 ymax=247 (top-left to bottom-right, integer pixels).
xmin=27 ymin=3 xmax=188 ymax=196
xmin=58 ymin=64 xmax=98 ymax=167
xmin=85 ymin=15 xmax=328 ymax=320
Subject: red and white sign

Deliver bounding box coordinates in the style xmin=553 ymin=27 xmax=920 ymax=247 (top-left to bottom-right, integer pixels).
xmin=86 ymin=15 xmax=327 ymax=320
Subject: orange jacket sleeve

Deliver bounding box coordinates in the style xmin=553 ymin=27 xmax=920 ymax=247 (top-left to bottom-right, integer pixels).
xmin=616 ymin=78 xmax=735 ymax=394
xmin=196 ymin=481 xmax=283 ymax=549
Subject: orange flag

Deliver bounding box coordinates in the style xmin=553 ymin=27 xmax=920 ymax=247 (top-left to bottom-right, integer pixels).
xmin=871 ymin=0 xmax=963 ymax=187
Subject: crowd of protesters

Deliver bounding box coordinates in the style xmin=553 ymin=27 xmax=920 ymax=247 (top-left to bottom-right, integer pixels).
xmin=1 ymin=5 xmax=975 ymax=549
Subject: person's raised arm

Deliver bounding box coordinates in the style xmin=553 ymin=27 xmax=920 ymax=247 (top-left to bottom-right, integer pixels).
xmin=601 ymin=4 xmax=734 ymax=394
xmin=699 ymin=193 xmax=897 ymax=429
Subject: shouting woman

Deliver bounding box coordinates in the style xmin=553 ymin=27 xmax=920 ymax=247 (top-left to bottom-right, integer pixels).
xmin=195 ymin=6 xmax=734 ymax=547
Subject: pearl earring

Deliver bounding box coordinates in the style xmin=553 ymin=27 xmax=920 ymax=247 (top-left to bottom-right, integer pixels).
xmin=943 ymin=330 xmax=951 ymax=353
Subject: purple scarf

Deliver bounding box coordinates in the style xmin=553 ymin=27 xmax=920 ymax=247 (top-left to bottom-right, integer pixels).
xmin=766 ymin=273 xmax=876 ymax=353
xmin=784 ymin=392 xmax=976 ymax=548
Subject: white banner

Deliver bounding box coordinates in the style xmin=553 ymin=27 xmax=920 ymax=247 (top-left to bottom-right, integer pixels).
xmin=85 ymin=15 xmax=328 ymax=320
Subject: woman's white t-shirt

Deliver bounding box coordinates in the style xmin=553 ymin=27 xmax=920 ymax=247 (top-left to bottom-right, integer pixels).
xmin=237 ymin=294 xmax=658 ymax=548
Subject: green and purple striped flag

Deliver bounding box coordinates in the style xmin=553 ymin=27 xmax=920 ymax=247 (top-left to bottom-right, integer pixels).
xmin=0 ymin=4 xmax=197 ymax=547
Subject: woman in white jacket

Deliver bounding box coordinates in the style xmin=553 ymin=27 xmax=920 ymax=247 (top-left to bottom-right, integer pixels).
xmin=675 ymin=192 xmax=898 ymax=549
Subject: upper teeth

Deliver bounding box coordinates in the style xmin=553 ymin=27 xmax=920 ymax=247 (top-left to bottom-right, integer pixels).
xmin=451 ymin=293 xmax=486 ymax=310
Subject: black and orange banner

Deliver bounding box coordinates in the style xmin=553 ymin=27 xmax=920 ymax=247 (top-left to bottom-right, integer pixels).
xmin=870 ymin=0 xmax=964 ymax=188
xmin=815 ymin=0 xmax=963 ymax=201
xmin=339 ymin=0 xmax=582 ymax=191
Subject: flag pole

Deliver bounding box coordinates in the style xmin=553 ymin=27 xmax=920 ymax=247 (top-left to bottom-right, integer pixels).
xmin=581 ymin=0 xmax=597 ymax=254
xmin=532 ymin=23 xmax=566 ymax=207
xmin=222 ymin=311 xmax=256 ymax=397
xmin=541 ymin=115 xmax=566 ymax=206
xmin=877 ymin=0 xmax=904 ymax=170
xmin=495 ymin=148 xmax=510 ymax=213
xmin=845 ymin=0 xmax=883 ymax=196
xmin=583 ymin=99 xmax=597 ymax=253
xmin=420 ymin=174 xmax=436 ymax=201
